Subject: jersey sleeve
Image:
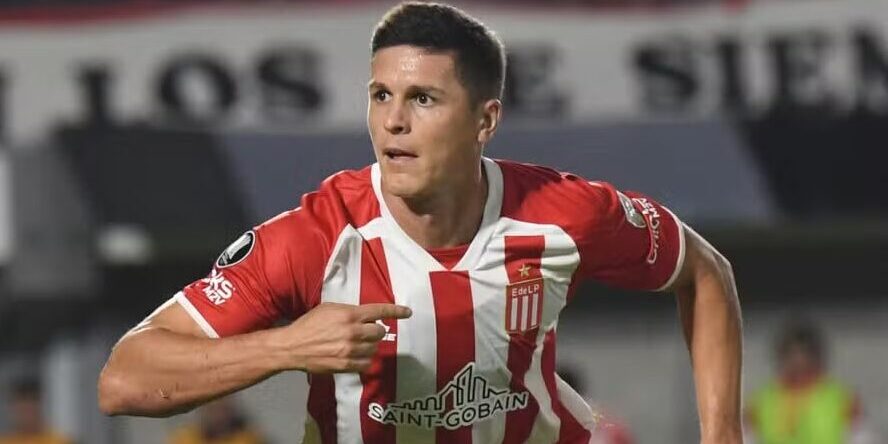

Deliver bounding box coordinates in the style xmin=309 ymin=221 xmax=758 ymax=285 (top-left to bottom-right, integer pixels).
xmin=574 ymin=180 xmax=686 ymax=291
xmin=177 ymin=207 xmax=327 ymax=338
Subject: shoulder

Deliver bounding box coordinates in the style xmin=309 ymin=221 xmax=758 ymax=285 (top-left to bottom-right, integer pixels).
xmin=256 ymin=165 xmax=377 ymax=245
xmin=496 ymin=158 xmax=571 ymax=191
xmin=495 ymin=159 xmax=619 ymax=228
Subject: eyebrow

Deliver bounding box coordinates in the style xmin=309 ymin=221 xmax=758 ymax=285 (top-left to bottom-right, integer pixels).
xmin=367 ymin=81 xmax=446 ymax=95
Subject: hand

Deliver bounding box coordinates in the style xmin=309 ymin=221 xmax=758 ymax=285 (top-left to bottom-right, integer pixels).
xmin=274 ymin=302 xmax=412 ymax=373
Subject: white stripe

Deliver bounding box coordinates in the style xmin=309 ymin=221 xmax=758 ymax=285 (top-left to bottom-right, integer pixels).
xmin=382 ymin=235 xmax=438 ymax=444
xmin=510 ymin=296 xmax=519 ymax=331
xmin=555 ymin=375 xmax=598 ymax=433
xmin=470 ymin=238 xmax=511 ymax=444
xmin=174 ymin=292 xmax=220 ymax=339
xmin=524 ymin=332 xmax=559 ymax=444
xmin=531 ymin=292 xmax=540 ymax=328
xmin=656 ymin=209 xmax=687 ymax=292
xmin=536 ymin=230 xmax=583 ymax=442
xmin=355 ymin=216 xmax=385 ymax=240
xmin=520 ymin=295 xmax=530 ymax=331
xmin=320 ymin=225 xmax=365 ymax=444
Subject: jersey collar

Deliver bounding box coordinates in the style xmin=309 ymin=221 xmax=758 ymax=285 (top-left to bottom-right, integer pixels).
xmin=370 ymin=157 xmax=504 ymax=271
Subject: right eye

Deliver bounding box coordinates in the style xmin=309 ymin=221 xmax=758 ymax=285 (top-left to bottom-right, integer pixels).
xmin=373 ymin=91 xmax=391 ymax=102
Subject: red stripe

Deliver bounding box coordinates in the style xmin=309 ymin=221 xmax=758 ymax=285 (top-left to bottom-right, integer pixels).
xmin=502 ymin=235 xmax=545 ymax=444
xmin=542 ymin=330 xmax=592 ymax=443
xmin=306 ymin=374 xmax=337 ymax=444
xmin=430 ymin=270 xmax=475 ymax=444
xmin=514 ymin=296 xmax=527 ymax=329
xmin=359 ymin=239 xmax=397 ymax=444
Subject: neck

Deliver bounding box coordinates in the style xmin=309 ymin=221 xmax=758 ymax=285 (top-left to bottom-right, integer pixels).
xmin=383 ymin=161 xmax=488 ymax=250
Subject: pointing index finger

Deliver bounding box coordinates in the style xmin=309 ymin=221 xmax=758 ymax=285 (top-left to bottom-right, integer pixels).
xmin=356 ymin=303 xmax=412 ymax=323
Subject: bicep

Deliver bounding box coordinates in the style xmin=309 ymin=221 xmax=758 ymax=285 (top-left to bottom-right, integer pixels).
xmin=663 ymin=223 xmax=731 ymax=293
xmin=122 ymin=295 xmax=211 ymax=342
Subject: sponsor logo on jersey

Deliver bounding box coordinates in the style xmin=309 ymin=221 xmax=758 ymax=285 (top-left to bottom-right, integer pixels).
xmin=368 ymin=363 xmax=529 ymax=430
xmin=632 ymin=197 xmax=662 ymax=264
xmin=216 ymin=231 xmax=255 ymax=268
xmin=201 ymin=269 xmax=235 ymax=305
xmin=505 ymin=277 xmax=544 ymax=334
xmin=617 ymin=191 xmax=647 ymax=229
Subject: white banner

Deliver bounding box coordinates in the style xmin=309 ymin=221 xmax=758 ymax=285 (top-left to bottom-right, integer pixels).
xmin=0 ymin=0 xmax=886 ymax=146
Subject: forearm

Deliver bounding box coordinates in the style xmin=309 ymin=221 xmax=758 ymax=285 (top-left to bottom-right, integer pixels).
xmin=675 ymin=257 xmax=743 ymax=443
xmin=98 ymin=326 xmax=286 ymax=417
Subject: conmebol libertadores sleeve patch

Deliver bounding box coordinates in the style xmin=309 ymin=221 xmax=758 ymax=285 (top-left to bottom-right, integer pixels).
xmin=215 ymin=231 xmax=256 ymax=268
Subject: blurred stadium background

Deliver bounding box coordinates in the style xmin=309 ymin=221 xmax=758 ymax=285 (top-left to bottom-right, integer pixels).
xmin=0 ymin=0 xmax=885 ymax=443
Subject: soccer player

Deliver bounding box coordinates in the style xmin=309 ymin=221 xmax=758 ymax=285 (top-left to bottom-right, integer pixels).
xmin=98 ymin=3 xmax=743 ymax=443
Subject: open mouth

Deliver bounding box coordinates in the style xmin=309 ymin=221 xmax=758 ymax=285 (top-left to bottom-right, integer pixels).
xmin=382 ymin=148 xmax=416 ymax=159
xmin=384 ymin=148 xmax=418 ymax=160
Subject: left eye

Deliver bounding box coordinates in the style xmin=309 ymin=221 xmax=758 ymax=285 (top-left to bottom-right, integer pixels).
xmin=416 ymin=94 xmax=431 ymax=105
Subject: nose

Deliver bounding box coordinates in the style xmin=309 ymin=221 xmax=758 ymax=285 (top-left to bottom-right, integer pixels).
xmin=383 ymin=101 xmax=410 ymax=135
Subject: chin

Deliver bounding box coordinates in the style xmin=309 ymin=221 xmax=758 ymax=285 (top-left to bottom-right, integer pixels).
xmin=381 ymin=174 xmax=429 ymax=200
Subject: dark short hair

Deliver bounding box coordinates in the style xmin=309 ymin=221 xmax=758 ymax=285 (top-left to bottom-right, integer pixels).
xmin=371 ymin=2 xmax=506 ymax=104
xmin=776 ymin=320 xmax=825 ymax=364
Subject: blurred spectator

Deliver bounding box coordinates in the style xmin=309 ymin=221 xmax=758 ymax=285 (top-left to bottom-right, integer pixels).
xmin=168 ymin=397 xmax=266 ymax=444
xmin=558 ymin=366 xmax=634 ymax=444
xmin=745 ymin=320 xmax=877 ymax=444
xmin=0 ymin=377 xmax=72 ymax=444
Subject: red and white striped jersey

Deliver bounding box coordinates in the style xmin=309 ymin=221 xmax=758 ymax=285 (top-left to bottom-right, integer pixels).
xmin=177 ymin=158 xmax=685 ymax=444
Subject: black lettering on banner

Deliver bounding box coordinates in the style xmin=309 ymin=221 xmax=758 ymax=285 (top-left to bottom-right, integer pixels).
xmin=77 ymin=64 xmax=114 ymax=125
xmin=257 ymin=46 xmax=324 ymax=121
xmin=768 ymin=31 xmax=834 ymax=111
xmin=854 ymin=27 xmax=888 ymax=112
xmin=478 ymin=402 xmax=491 ymax=420
xmin=460 ymin=406 xmax=477 ymax=424
xmin=504 ymin=45 xmax=567 ymax=118
xmin=714 ymin=36 xmax=749 ymax=114
xmin=633 ymin=37 xmax=699 ymax=112
xmin=156 ymin=54 xmax=237 ymax=124
xmin=406 ymin=411 xmax=423 ymax=428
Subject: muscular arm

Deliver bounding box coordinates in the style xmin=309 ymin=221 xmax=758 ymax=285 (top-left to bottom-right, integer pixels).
xmin=98 ymin=299 xmax=410 ymax=417
xmin=669 ymin=225 xmax=743 ymax=444
xmin=97 ymin=299 xmax=285 ymax=417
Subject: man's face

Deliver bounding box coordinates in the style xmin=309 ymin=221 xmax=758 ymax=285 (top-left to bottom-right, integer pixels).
xmin=367 ymin=45 xmax=482 ymax=200
xmin=779 ymin=344 xmax=819 ymax=380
